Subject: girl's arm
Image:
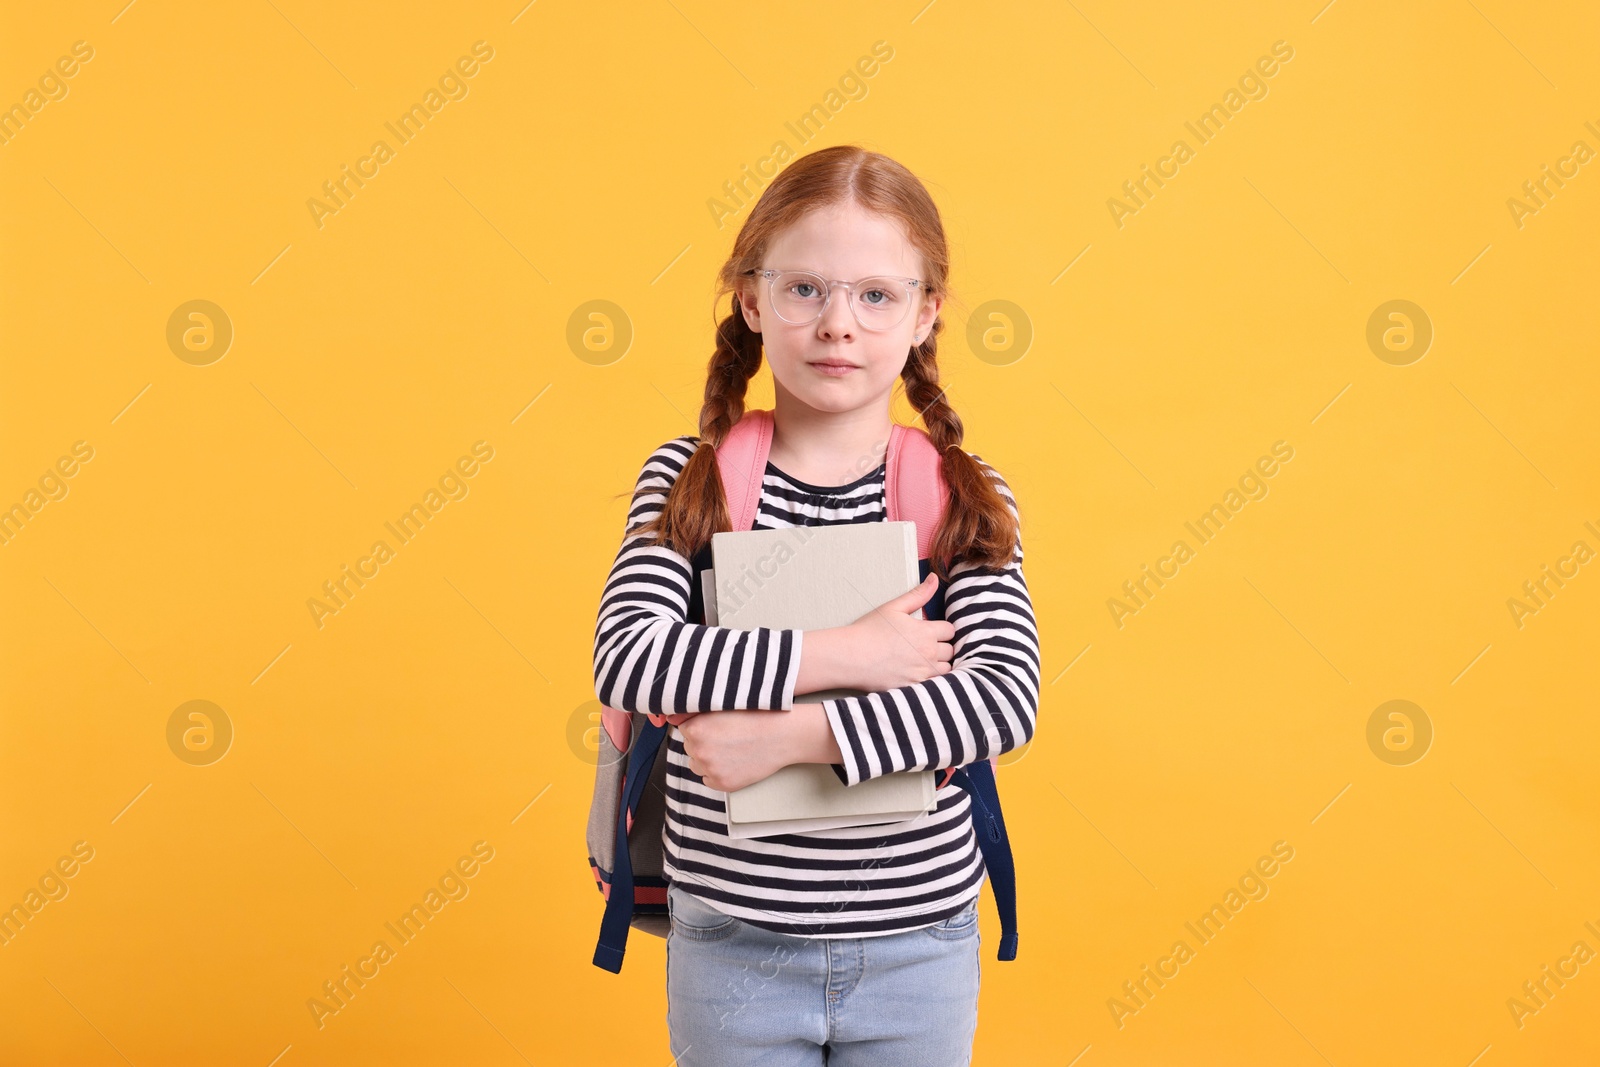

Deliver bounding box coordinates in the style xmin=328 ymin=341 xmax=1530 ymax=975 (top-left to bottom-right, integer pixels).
xmin=806 ymin=459 xmax=1041 ymax=786
xmin=593 ymin=436 xmax=805 ymax=715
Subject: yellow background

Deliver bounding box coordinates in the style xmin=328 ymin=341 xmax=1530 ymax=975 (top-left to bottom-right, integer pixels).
xmin=3 ymin=1 xmax=1598 ymax=1063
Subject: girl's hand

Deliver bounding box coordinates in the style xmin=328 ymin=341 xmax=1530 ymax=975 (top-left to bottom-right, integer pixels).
xmin=677 ymin=710 xmax=795 ymax=792
xmin=840 ymin=573 xmax=957 ymax=691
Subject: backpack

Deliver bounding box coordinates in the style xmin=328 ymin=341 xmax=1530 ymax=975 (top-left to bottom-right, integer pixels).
xmin=587 ymin=407 xmax=1019 ymax=973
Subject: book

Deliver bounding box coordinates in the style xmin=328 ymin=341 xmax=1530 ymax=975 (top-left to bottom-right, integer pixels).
xmin=702 ymin=521 xmax=938 ymax=839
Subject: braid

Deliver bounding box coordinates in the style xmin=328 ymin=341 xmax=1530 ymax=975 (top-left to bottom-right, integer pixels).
xmin=698 ymin=302 xmax=763 ymax=447
xmin=901 ymin=322 xmax=1019 ymax=577
xmin=633 ymin=294 xmax=764 ymax=558
xmin=903 ymin=317 xmax=963 ymax=455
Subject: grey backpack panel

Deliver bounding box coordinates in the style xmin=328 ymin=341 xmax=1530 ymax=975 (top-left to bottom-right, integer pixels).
xmin=585 ymin=708 xmax=673 ymax=939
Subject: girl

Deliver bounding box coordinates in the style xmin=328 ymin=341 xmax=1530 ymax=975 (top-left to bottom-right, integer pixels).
xmin=592 ymin=144 xmax=1040 ymax=1066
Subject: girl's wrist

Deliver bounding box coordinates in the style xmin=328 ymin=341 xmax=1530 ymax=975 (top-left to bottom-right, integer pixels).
xmin=793 ymin=626 xmax=853 ymax=694
xmin=785 ymin=702 xmax=845 ymax=766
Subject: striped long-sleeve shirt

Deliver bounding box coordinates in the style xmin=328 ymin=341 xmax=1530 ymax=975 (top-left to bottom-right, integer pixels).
xmin=592 ymin=434 xmax=1040 ymax=937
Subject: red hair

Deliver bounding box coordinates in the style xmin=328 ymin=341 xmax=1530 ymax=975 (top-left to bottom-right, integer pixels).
xmin=633 ymin=144 xmax=1018 ymax=579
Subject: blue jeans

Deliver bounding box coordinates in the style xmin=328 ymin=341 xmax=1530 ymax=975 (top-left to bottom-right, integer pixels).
xmin=665 ymin=881 xmax=982 ymax=1066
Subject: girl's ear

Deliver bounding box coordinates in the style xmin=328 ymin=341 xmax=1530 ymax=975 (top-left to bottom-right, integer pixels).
xmin=738 ymin=287 xmax=763 ymax=334
xmin=914 ymin=291 xmax=943 ymax=341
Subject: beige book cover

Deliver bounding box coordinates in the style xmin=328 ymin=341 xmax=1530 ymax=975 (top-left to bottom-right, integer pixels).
xmin=703 ymin=522 xmax=938 ymax=839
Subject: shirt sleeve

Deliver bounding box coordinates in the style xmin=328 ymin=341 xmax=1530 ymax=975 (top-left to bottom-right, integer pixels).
xmin=819 ymin=457 xmax=1040 ymax=786
xmin=593 ymin=436 xmax=805 ymax=715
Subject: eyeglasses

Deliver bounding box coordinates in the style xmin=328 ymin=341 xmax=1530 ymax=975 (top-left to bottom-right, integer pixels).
xmin=742 ymin=268 xmax=929 ymax=332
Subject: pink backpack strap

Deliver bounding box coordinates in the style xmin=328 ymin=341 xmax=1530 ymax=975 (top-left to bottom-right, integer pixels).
xmin=714 ymin=408 xmax=775 ymax=533
xmin=719 ymin=411 xmax=951 ymax=545
xmin=884 ymin=422 xmax=949 ymax=559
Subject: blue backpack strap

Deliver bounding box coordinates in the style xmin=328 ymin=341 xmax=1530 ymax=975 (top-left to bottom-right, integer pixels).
xmin=949 ymin=758 xmax=1019 ymax=961
xmin=591 ymin=718 xmax=668 ymax=973
xmin=593 ymin=544 xmax=714 ymax=973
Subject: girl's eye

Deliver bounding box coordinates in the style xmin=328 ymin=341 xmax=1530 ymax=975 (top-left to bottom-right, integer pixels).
xmin=790 ymin=283 xmax=821 ymax=299
xmin=860 ymin=288 xmax=892 ymax=306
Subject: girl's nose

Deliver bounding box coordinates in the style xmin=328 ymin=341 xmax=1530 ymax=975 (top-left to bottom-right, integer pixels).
xmin=815 ymin=291 xmax=857 ymax=340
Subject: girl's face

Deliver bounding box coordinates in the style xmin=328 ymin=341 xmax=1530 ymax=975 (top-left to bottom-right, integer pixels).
xmin=738 ymin=200 xmax=942 ymax=417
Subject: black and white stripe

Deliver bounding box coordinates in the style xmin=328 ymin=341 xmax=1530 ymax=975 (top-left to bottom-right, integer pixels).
xmin=592 ymin=434 xmax=1041 ymax=937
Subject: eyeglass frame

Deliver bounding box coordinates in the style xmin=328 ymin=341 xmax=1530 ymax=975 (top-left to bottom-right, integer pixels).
xmin=740 ymin=268 xmax=933 ymax=332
